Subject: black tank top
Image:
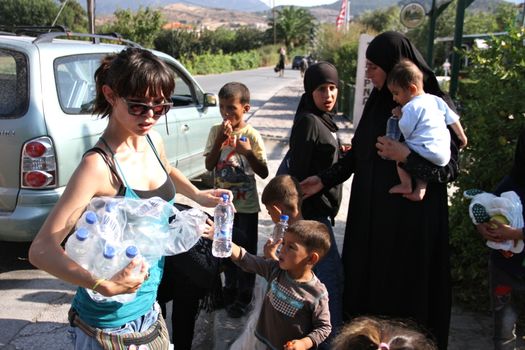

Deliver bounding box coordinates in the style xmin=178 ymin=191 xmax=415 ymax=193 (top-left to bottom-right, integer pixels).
xmin=85 ymin=135 xmax=175 ymax=201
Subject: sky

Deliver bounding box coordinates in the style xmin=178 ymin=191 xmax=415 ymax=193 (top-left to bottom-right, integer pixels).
xmin=260 ymin=0 xmax=337 ymax=7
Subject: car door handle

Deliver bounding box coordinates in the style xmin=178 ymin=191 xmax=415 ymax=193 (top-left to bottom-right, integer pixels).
xmin=181 ymin=124 xmax=189 ymax=132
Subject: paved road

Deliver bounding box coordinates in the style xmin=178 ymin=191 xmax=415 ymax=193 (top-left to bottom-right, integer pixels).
xmin=194 ymin=66 xmax=302 ymax=119
xmin=0 ymin=70 xmax=517 ymax=350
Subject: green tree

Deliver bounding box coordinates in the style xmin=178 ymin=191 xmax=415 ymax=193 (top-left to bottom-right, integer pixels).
xmin=357 ymin=6 xmax=404 ymax=33
xmin=100 ymin=7 xmax=165 ymax=48
xmin=232 ymin=27 xmax=268 ymax=52
xmin=270 ymin=6 xmax=316 ymax=50
xmin=200 ymin=27 xmax=236 ymax=54
xmin=406 ymin=1 xmax=518 ymax=68
xmin=0 ymin=0 xmax=86 ymax=31
xmin=154 ymin=29 xmax=201 ymax=60
xmin=449 ymin=28 xmax=525 ymax=308
xmin=57 ymin=0 xmax=88 ymax=32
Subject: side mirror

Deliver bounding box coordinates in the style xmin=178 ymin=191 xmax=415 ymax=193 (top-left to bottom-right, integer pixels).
xmin=203 ymin=93 xmax=217 ymax=107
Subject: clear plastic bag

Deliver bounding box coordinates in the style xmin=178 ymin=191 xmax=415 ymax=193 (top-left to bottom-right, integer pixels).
xmin=68 ymin=196 xmax=207 ymax=303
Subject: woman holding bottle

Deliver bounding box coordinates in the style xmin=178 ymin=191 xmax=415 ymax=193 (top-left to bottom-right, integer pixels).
xmin=29 ymin=47 xmax=230 ymax=349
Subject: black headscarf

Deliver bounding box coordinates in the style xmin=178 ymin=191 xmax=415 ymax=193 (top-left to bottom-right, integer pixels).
xmin=294 ymin=61 xmax=339 ymax=132
xmin=353 ymin=31 xmax=456 ymax=159
xmin=365 ymin=31 xmax=445 ymax=100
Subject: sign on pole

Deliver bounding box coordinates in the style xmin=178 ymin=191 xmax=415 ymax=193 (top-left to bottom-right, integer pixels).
xmin=352 ymin=34 xmax=374 ymax=128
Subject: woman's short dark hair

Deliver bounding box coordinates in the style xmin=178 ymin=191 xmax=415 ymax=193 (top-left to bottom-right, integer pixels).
xmin=93 ymin=47 xmax=175 ymax=118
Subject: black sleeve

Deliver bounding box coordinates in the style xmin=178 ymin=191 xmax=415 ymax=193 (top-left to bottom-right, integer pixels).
xmin=319 ymin=148 xmax=355 ymax=189
xmin=400 ymin=125 xmax=460 ymax=184
xmin=289 ymin=115 xmax=318 ymax=181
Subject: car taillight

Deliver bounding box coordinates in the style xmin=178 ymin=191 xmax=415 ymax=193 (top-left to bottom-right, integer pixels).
xmin=21 ymin=137 xmax=57 ymax=189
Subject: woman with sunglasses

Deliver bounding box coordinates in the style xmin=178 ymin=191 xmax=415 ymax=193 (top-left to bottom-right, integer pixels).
xmin=29 ymin=47 xmax=231 ymax=349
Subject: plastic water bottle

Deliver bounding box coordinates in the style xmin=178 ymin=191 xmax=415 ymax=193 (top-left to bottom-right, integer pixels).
xmin=65 ymin=227 xmax=95 ymax=270
xmin=272 ymin=214 xmax=289 ymax=242
xmin=212 ymin=194 xmax=234 ymax=258
xmin=77 ymin=210 xmax=98 ymax=230
xmin=122 ymin=245 xmax=144 ymax=275
xmin=113 ymin=245 xmax=145 ymax=303
xmin=93 ymin=244 xmax=119 ymax=279
xmin=385 ymin=116 xmax=401 ymax=140
xmin=87 ymin=243 xmax=120 ymax=302
xmin=99 ymin=201 xmax=125 ymax=242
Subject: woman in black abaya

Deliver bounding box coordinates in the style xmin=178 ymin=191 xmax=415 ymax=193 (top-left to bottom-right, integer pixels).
xmin=288 ymin=62 xmax=344 ymax=348
xmin=301 ymin=31 xmax=460 ymax=350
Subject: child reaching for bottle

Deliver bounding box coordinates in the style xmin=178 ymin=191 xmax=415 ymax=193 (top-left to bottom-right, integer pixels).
xmin=208 ymin=219 xmax=332 ymax=350
xmin=387 ymin=59 xmax=467 ymax=201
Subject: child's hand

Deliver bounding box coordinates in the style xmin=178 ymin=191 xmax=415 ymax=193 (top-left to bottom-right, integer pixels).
xmin=235 ymin=136 xmax=252 ymax=156
xmin=459 ymin=134 xmax=468 ymax=149
xmin=202 ymin=218 xmax=214 ymax=240
xmin=284 ymin=339 xmax=309 ymax=350
xmin=264 ymin=238 xmax=281 ymax=261
xmin=391 ymin=106 xmax=402 ymax=118
xmin=221 ymin=120 xmax=233 ymax=137
xmin=486 ymin=219 xmax=523 ymax=241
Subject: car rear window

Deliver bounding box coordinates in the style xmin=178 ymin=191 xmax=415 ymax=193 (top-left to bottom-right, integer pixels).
xmin=55 ymin=53 xmax=103 ymax=114
xmin=0 ymin=49 xmax=28 ymax=119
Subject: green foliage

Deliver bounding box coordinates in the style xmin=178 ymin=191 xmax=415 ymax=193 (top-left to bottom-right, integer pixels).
xmin=357 ymin=6 xmax=405 ymax=33
xmin=313 ymin=23 xmax=370 ymax=117
xmin=405 ymin=0 xmax=519 ymax=69
xmin=155 ymin=27 xmax=269 ymax=62
xmin=99 ymin=7 xmax=165 ymax=48
xmin=154 ymin=30 xmax=201 ymax=60
xmin=181 ymin=50 xmax=261 ymax=75
xmin=449 ymin=28 xmax=525 ymax=308
xmin=57 ymin=0 xmax=88 ymax=32
xmin=0 ymin=0 xmax=86 ymax=32
xmin=269 ymin=6 xmax=316 ymax=50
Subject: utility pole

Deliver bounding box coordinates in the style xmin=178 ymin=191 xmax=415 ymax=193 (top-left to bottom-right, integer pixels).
xmin=87 ymin=0 xmax=95 ymax=34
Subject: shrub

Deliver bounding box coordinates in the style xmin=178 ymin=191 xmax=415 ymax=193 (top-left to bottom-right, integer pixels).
xmin=450 ymin=28 xmax=525 ymax=308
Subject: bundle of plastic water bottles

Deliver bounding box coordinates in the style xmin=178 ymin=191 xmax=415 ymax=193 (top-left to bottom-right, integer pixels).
xmin=65 ymin=196 xmax=208 ymax=303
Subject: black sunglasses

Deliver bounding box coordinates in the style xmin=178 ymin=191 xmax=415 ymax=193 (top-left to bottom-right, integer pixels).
xmin=123 ymin=98 xmax=173 ymax=117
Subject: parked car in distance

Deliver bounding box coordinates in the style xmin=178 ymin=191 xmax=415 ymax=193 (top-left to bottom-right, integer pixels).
xmin=292 ymin=55 xmax=316 ymax=70
xmin=0 ymin=26 xmax=222 ymax=241
xmin=292 ymin=55 xmax=303 ymax=69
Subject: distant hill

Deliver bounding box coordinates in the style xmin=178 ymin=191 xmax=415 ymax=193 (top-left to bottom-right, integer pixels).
xmin=92 ymin=0 xmax=517 ymax=29
xmin=93 ymin=0 xmax=269 ymax=15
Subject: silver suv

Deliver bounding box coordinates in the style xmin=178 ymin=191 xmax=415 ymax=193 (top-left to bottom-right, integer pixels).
xmin=0 ymin=27 xmax=221 ymax=241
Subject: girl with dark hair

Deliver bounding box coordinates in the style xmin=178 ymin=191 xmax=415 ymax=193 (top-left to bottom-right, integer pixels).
xmin=29 ymin=47 xmax=231 ymax=349
xmin=301 ymin=32 xmax=460 ymax=349
xmin=332 ymin=316 xmax=437 ymax=350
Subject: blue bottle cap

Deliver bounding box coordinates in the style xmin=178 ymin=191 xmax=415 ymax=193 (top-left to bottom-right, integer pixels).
xmin=239 ymin=136 xmax=247 ymax=142
xmin=105 ymin=201 xmax=117 ymax=213
xmin=103 ymin=245 xmax=116 ymax=259
xmin=75 ymin=227 xmax=89 ymax=241
xmin=280 ymin=215 xmax=289 ymax=221
xmin=221 ymin=194 xmax=229 ymax=202
xmin=85 ymin=211 xmax=97 ymax=225
xmin=126 ymin=245 xmax=139 ymax=259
